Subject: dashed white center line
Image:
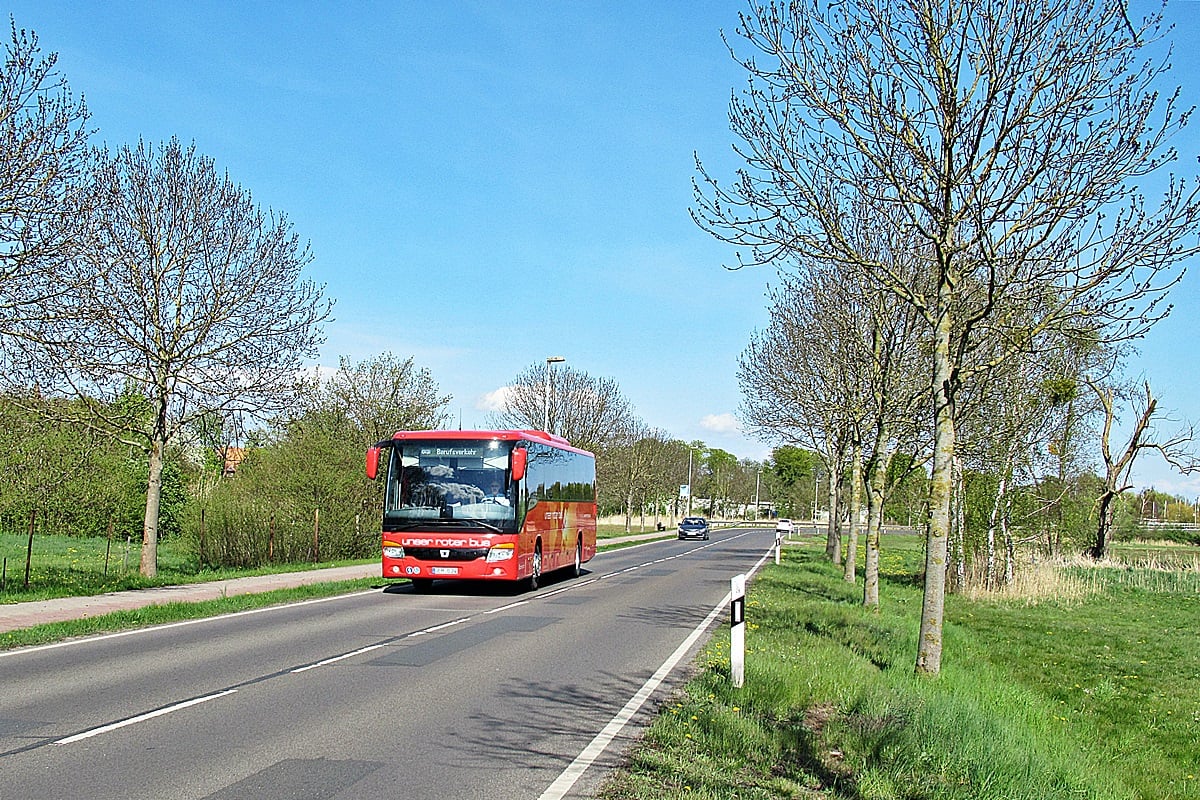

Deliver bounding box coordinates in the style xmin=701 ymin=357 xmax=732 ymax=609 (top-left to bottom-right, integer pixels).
xmin=54 ymin=689 xmax=239 ymax=745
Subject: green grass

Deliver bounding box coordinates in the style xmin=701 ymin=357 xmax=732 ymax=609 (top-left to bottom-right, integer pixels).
xmin=0 ymin=531 xmax=373 ymax=603
xmin=601 ymin=537 xmax=1200 ymax=800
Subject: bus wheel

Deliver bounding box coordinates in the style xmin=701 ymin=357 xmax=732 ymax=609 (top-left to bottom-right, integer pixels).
xmin=411 ymin=578 xmax=433 ymax=593
xmin=570 ymin=538 xmax=582 ymax=578
xmin=528 ymin=544 xmax=543 ymax=591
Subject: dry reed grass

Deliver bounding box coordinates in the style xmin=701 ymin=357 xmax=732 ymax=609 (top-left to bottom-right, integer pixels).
xmin=961 ymin=547 xmax=1200 ymax=604
xmin=960 ymin=560 xmax=1100 ymax=606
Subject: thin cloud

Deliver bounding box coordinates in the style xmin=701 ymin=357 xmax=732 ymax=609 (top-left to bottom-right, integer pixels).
xmin=476 ymin=386 xmax=511 ymax=412
xmin=700 ymin=412 xmax=742 ymax=435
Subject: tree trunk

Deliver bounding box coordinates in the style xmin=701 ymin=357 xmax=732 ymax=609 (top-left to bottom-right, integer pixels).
xmin=916 ymin=307 xmax=954 ymax=676
xmin=863 ymin=450 xmax=887 ymax=608
xmin=826 ymin=467 xmax=842 ymax=564
xmin=950 ymin=457 xmax=965 ymax=592
xmin=624 ymin=488 xmax=634 ymax=534
xmin=985 ymin=473 xmax=1004 ymax=590
xmin=1003 ymin=493 xmax=1015 ymax=586
xmin=1091 ymin=489 xmax=1117 ymax=559
xmin=844 ymin=440 xmax=862 ymax=583
xmin=141 ymin=435 xmax=164 ymax=578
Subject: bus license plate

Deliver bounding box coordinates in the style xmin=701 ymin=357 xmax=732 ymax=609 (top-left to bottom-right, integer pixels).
xmin=430 ymin=567 xmax=459 ymax=575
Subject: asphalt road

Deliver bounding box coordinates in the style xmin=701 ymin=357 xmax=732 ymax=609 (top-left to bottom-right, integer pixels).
xmin=0 ymin=527 xmax=776 ymax=800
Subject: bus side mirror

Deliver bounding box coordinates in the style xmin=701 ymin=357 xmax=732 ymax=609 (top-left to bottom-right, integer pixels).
xmin=366 ymin=446 xmax=381 ymax=480
xmin=511 ymin=447 xmax=528 ymax=482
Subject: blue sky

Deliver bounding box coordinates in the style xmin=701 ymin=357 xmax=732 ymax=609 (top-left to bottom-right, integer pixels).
xmin=9 ymin=1 xmax=1200 ymax=498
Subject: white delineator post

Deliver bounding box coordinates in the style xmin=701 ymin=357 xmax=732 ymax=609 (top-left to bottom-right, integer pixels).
xmin=730 ymin=573 xmax=746 ymax=688
xmin=775 ymin=530 xmax=781 ymax=565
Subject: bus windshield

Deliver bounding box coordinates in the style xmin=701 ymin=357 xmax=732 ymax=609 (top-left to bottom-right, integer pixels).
xmin=384 ymin=439 xmax=516 ymax=526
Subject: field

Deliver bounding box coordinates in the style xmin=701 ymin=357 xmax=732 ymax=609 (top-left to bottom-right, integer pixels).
xmin=602 ymin=535 xmax=1200 ymax=800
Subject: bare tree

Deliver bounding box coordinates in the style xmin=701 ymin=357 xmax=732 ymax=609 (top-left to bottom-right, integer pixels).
xmin=739 ymin=274 xmax=851 ymax=562
xmin=854 ymin=276 xmax=928 ymax=607
xmin=0 ymin=20 xmax=91 ymax=343
xmin=695 ymin=0 xmax=1200 ymax=675
xmin=955 ymin=336 xmax=1101 ymax=588
xmin=605 ymin=420 xmax=678 ymax=532
xmin=26 ymin=137 xmax=331 ymax=577
xmin=1088 ymin=378 xmax=1197 ymax=559
xmin=316 ymin=352 xmax=452 ymax=446
xmin=487 ymin=361 xmax=634 ymax=453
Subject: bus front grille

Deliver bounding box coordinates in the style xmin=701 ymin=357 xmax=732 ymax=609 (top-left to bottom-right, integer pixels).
xmin=406 ymin=547 xmax=489 ymax=561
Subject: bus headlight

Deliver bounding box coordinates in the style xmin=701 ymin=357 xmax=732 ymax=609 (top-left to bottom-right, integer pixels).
xmin=486 ymin=543 xmax=514 ymax=562
xmin=383 ymin=546 xmax=405 ymax=559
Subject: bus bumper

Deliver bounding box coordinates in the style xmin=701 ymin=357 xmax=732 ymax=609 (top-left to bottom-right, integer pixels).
xmin=383 ymin=555 xmax=517 ymax=582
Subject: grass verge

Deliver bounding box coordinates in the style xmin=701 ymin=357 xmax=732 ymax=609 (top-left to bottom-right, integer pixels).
xmin=0 ymin=529 xmax=378 ymax=603
xmin=601 ymin=537 xmax=1200 ymax=800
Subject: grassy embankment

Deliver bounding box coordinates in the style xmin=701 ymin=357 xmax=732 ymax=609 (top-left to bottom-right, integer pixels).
xmin=600 ymin=534 xmax=1200 ymax=800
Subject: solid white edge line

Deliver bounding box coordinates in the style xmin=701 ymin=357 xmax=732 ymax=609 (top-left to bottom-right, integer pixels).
xmin=54 ymin=689 xmax=239 ymax=745
xmin=536 ymin=543 xmax=774 ymax=800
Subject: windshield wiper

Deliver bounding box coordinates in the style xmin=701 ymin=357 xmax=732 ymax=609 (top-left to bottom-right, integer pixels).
xmin=389 ymin=518 xmax=504 ymax=533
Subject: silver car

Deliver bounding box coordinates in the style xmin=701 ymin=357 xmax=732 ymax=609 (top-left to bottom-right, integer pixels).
xmin=678 ymin=516 xmax=710 ymax=540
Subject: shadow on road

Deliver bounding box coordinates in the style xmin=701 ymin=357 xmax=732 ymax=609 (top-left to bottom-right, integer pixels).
xmin=377 ymin=567 xmax=594 ymax=598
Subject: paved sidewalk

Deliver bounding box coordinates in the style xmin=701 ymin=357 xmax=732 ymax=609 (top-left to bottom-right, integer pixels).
xmin=0 ymin=531 xmax=678 ymax=636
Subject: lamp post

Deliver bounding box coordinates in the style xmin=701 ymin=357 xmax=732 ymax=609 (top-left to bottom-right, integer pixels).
xmin=686 ymin=445 xmax=706 ymax=516
xmin=687 ymin=447 xmax=694 ymax=516
xmin=543 ymin=356 xmax=565 ymax=434
xmin=754 ymin=466 xmax=761 ymax=522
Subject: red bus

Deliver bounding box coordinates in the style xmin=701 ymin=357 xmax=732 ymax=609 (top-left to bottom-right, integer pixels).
xmin=366 ymin=429 xmax=597 ymax=591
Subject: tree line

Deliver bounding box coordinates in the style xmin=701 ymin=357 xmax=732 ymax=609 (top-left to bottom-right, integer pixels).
xmin=695 ymin=0 xmax=1200 ymax=675
xmin=0 ymin=351 xmax=784 ymax=565
xmin=482 ymin=358 xmax=776 ymax=527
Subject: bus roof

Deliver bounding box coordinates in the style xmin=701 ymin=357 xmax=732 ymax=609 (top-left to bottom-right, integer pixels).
xmin=386 ymin=429 xmax=594 ymax=457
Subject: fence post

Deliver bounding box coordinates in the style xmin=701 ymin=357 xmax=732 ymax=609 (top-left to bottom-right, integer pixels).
xmin=104 ymin=518 xmax=114 ymax=576
xmin=24 ymin=509 xmax=36 ymax=589
xmin=730 ymin=573 xmax=746 ymax=688
xmin=312 ymin=508 xmax=320 ymax=562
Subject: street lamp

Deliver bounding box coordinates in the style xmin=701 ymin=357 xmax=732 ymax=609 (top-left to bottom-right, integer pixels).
xmin=687 ymin=447 xmax=694 ymax=516
xmin=543 ymin=356 xmax=565 ymax=433
xmin=755 ymin=466 xmax=763 ymax=522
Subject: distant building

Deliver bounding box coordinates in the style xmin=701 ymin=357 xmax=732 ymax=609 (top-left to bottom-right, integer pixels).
xmin=222 ymin=447 xmax=247 ymax=476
